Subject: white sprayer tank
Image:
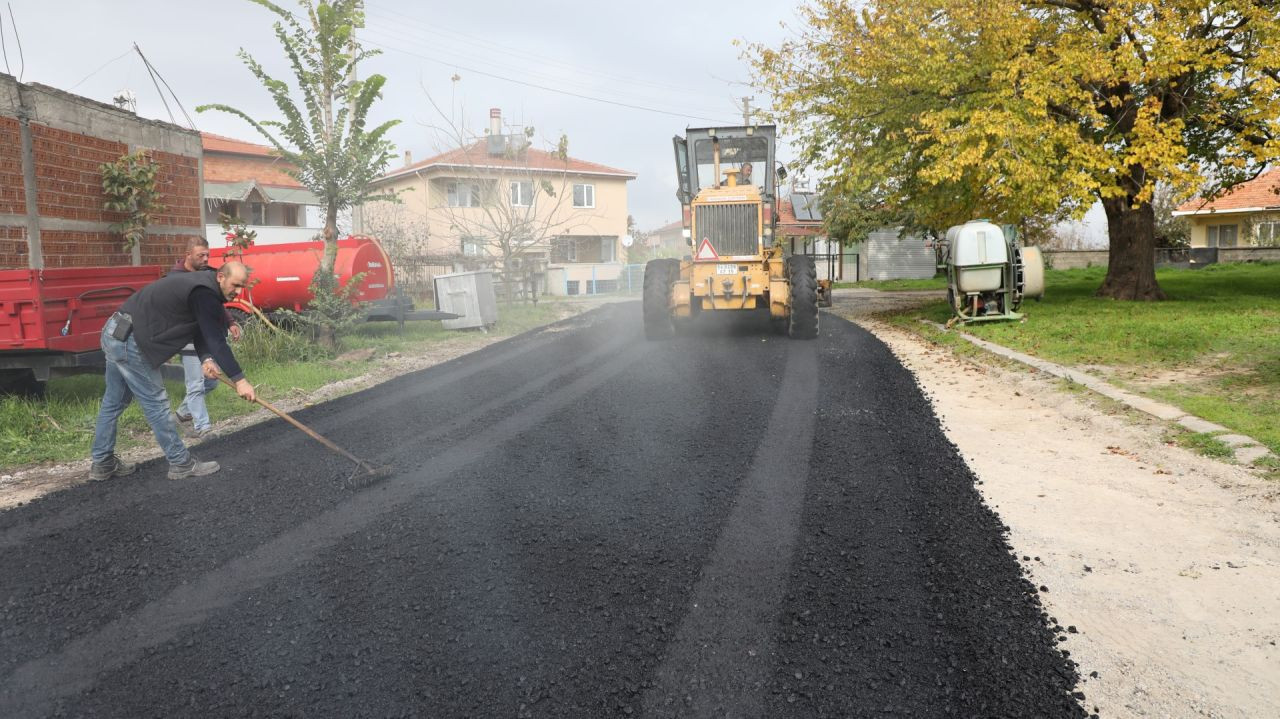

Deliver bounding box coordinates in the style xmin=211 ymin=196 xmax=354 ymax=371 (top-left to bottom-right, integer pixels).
xmin=948 ymin=220 xmax=1008 ymax=293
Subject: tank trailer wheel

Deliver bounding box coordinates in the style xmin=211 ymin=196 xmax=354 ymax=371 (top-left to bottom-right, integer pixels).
xmin=643 ymin=259 xmax=680 ymax=340
xmin=787 ymin=255 xmax=819 ymax=340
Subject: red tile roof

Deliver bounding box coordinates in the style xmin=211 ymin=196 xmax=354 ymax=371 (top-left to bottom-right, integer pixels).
xmin=202 ymin=132 xmax=279 ymax=157
xmin=379 ymin=140 xmax=636 ymax=182
xmin=777 ymin=197 xmax=822 ymax=237
xmin=1176 ymin=169 xmax=1280 ymax=213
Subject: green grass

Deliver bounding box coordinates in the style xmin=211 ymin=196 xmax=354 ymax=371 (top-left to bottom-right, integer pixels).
xmin=1167 ymin=430 xmax=1236 ymax=461
xmin=879 ymin=262 xmax=1280 ymax=456
xmin=0 ymin=300 xmax=579 ymax=471
xmin=835 ymin=274 xmax=948 ymax=291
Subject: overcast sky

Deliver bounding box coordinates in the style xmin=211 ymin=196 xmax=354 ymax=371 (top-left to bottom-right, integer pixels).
xmin=4 ymin=0 xmax=1107 ymax=243
xmin=3 ymin=0 xmax=812 ymax=231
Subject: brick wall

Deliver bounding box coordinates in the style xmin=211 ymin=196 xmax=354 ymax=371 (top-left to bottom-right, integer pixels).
xmin=0 ymin=74 xmax=204 ymax=270
xmin=0 ymin=117 xmax=23 ymax=216
xmin=204 ymin=153 xmax=300 ymax=187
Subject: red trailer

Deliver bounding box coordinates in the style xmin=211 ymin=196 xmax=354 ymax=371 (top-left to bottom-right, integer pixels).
xmin=0 ymin=265 xmax=164 ymax=395
xmin=210 ymin=235 xmax=394 ymax=318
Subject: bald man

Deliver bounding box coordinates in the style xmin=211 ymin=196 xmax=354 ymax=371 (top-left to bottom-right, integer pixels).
xmin=89 ymin=261 xmax=257 ymax=481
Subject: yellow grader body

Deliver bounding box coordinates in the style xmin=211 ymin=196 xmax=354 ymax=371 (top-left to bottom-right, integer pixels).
xmin=644 ymin=125 xmax=818 ymax=340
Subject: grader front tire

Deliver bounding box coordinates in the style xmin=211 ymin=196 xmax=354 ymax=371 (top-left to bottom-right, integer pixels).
xmin=643 ymin=259 xmax=680 ymax=340
xmin=787 ymin=255 xmax=819 ymax=340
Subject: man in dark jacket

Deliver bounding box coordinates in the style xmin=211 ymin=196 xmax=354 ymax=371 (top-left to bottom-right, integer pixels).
xmin=88 ymin=261 xmax=256 ymax=481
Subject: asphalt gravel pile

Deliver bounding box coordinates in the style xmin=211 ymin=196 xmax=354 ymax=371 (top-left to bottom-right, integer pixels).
xmin=0 ymin=304 xmax=1087 ymax=717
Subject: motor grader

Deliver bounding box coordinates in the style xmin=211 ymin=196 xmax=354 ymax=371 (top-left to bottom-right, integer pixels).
xmin=643 ymin=125 xmax=818 ymax=340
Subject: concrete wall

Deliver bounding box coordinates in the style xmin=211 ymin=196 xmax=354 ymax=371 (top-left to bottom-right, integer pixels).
xmin=1043 ymin=247 xmax=1280 ymax=268
xmin=0 ymin=74 xmax=204 ymax=269
xmin=1043 ymin=250 xmax=1110 ymax=269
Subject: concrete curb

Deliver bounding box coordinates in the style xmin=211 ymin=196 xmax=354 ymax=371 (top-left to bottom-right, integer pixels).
xmin=920 ymin=320 xmax=1276 ymax=468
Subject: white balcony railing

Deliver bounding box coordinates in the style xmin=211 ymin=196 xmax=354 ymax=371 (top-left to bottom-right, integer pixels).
xmin=205 ymin=224 xmax=323 ymax=248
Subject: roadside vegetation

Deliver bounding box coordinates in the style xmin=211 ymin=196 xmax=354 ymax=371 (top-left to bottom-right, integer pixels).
xmin=878 ymin=263 xmax=1280 ymax=459
xmin=0 ymin=301 xmax=574 ymax=470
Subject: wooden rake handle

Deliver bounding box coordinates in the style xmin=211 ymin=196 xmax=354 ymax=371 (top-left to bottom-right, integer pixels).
xmin=216 ymin=375 xmax=369 ymax=468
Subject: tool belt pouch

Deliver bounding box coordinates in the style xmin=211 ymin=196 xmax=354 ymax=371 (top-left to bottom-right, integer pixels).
xmin=111 ymin=313 xmax=133 ymax=341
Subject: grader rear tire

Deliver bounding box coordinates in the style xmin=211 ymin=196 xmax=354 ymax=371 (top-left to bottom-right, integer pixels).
xmin=643 ymin=259 xmax=680 ymax=340
xmin=787 ymin=255 xmax=819 ymax=340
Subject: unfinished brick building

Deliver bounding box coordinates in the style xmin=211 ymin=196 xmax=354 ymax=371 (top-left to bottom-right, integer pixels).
xmin=0 ymin=74 xmax=204 ymax=270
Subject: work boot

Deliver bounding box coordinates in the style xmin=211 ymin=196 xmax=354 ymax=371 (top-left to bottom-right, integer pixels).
xmin=185 ymin=426 xmax=213 ymax=440
xmin=167 ymin=457 xmax=220 ymax=480
xmin=88 ymin=454 xmax=137 ymax=481
xmin=171 ymin=410 xmax=193 ymax=425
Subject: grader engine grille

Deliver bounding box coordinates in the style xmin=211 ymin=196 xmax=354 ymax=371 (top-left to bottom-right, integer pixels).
xmin=695 ymin=203 xmax=758 ymax=257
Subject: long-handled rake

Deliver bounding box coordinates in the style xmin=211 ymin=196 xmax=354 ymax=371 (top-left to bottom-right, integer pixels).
xmin=216 ymin=376 xmax=392 ymax=486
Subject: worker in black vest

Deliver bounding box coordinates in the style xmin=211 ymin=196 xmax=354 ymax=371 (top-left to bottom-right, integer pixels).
xmin=88 ymin=261 xmax=257 ymax=481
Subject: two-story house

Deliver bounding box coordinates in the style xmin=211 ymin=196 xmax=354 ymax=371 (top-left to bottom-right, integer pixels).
xmin=1173 ymin=169 xmax=1280 ymax=248
xmin=201 ymin=132 xmax=324 ymax=247
xmin=358 ymin=109 xmax=636 ymax=296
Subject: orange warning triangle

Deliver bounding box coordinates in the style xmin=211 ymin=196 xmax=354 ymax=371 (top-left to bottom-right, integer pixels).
xmin=695 ymin=238 xmax=719 ymax=260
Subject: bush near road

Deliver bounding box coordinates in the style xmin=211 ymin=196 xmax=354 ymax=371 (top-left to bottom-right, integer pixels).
xmin=880 ymin=263 xmax=1280 ymax=458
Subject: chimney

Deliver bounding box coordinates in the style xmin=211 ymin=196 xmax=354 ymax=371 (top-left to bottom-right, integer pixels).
xmin=487 ymin=108 xmax=507 ymax=155
xmin=404 ymin=150 xmax=413 ymax=167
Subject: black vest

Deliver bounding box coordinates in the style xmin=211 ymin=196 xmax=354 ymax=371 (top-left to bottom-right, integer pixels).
xmin=120 ymin=270 xmax=223 ymax=368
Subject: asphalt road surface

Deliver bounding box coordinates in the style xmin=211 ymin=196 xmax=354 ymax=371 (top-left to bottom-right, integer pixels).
xmin=0 ymin=303 xmax=1088 ymax=718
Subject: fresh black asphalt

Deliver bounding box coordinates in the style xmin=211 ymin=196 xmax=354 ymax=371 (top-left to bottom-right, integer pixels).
xmin=0 ymin=303 xmax=1088 ymax=717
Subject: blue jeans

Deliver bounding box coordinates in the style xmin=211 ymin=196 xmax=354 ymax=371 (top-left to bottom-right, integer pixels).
xmin=91 ymin=315 xmax=190 ymax=467
xmin=177 ymin=348 xmax=217 ymax=431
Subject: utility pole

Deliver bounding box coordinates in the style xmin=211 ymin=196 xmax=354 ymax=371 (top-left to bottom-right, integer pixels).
xmin=738 ymin=96 xmax=754 ymax=126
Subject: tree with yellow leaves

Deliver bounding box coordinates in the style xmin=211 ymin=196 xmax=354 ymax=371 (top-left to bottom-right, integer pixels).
xmin=747 ymin=0 xmax=1280 ymax=299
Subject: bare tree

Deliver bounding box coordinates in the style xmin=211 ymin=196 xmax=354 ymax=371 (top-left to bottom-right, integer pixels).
xmin=359 ymin=203 xmax=431 ymax=292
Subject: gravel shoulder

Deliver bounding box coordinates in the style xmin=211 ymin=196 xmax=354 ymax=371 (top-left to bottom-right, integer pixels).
xmin=834 ymin=293 xmax=1280 ymax=718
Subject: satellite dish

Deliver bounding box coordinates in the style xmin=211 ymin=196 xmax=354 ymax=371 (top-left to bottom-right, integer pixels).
xmin=621 ymin=234 xmax=635 ymax=248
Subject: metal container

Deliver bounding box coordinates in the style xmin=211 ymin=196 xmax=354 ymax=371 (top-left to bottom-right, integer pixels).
xmin=210 ymin=235 xmax=393 ymax=313
xmin=949 ymin=221 xmax=1008 ymax=292
xmin=433 ymin=270 xmax=498 ymax=330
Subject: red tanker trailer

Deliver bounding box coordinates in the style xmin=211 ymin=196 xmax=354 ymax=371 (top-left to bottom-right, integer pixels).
xmin=210 ymin=235 xmax=393 ymax=319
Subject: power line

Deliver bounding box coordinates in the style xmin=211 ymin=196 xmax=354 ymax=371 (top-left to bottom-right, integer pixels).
xmin=68 ymin=47 xmax=134 ymax=91
xmin=133 ymin=43 xmax=175 ymax=125
xmin=361 ymin=34 xmax=737 ymax=125
xmin=133 ymin=43 xmax=197 ymax=130
xmin=6 ymin=3 xmax=24 ymax=81
xmin=364 ymin=2 xmax=714 ymax=98
xmin=361 ymin=23 xmax=734 ymax=120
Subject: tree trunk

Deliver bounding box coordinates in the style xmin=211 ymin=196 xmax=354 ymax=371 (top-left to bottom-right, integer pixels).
xmin=1096 ymin=195 xmax=1165 ymax=300
xmin=321 ymin=203 xmax=340 ymax=276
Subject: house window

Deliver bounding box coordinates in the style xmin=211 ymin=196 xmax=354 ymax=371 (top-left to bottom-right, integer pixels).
xmin=249 ymin=202 xmax=265 ymax=225
xmin=550 ymin=236 xmax=615 ymax=263
xmin=510 ymin=181 xmax=533 ymax=207
xmin=283 ymin=205 xmax=299 ymax=227
xmin=461 ymin=236 xmax=482 ymax=256
xmin=573 ymin=183 xmax=595 ymax=208
xmin=550 ymin=236 xmax=577 ymax=263
xmin=1206 ymin=224 xmax=1238 ymax=248
xmin=446 ymin=181 xmax=481 ymax=208
xmin=1255 ymin=221 xmax=1280 ymax=247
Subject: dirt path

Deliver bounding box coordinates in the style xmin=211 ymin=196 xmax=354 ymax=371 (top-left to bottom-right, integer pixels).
xmin=834 ymin=293 xmax=1280 ymax=718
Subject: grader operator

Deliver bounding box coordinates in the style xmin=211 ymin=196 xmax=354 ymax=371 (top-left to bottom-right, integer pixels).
xmin=643 ymin=125 xmax=818 ymax=340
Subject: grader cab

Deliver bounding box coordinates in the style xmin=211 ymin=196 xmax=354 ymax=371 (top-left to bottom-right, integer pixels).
xmin=643 ymin=125 xmax=819 ymax=340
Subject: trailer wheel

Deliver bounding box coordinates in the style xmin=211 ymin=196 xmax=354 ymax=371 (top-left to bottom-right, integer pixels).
xmin=0 ymin=369 xmax=46 ymax=399
xmin=643 ymin=259 xmax=680 ymax=340
xmin=787 ymin=255 xmax=819 ymax=340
